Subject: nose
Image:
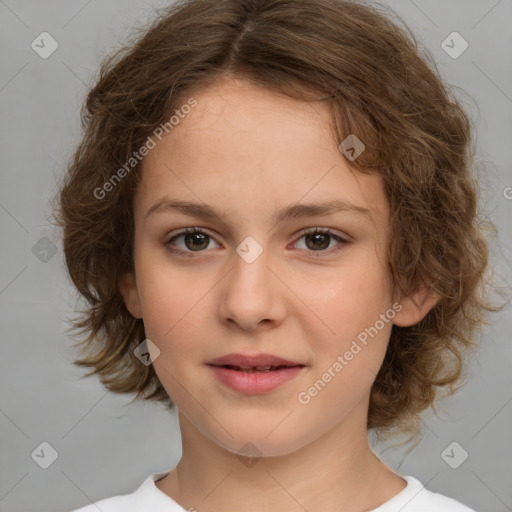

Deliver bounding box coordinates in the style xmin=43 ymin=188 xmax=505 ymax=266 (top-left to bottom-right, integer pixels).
xmin=218 ymin=247 xmax=287 ymax=331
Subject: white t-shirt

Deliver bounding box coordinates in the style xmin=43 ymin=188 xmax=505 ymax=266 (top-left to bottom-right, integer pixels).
xmin=70 ymin=469 xmax=476 ymax=512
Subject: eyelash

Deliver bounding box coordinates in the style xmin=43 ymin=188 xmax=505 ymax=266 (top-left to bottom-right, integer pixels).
xmin=164 ymin=227 xmax=349 ymax=257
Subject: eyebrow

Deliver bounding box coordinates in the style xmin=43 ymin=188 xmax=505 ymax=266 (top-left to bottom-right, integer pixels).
xmin=144 ymin=198 xmax=371 ymax=225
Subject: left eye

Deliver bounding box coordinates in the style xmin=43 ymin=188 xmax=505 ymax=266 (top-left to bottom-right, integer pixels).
xmin=294 ymin=228 xmax=348 ymax=253
xmin=165 ymin=227 xmax=348 ymax=255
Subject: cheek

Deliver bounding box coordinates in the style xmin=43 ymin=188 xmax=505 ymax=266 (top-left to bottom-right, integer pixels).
xmin=135 ymin=267 xmax=205 ymax=372
xmin=307 ymin=258 xmax=392 ymax=384
xmin=316 ymin=259 xmax=391 ymax=331
xmin=135 ymin=246 xmax=198 ymax=332
xmin=143 ymin=294 xmax=205 ymax=357
xmin=143 ymin=301 xmax=204 ymax=407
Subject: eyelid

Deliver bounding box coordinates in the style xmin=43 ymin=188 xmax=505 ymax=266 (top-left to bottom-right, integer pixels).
xmin=165 ymin=226 xmax=217 ymax=243
xmin=298 ymin=226 xmax=350 ymax=242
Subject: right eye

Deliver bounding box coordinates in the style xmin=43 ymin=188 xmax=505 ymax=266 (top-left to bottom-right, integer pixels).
xmin=165 ymin=227 xmax=221 ymax=255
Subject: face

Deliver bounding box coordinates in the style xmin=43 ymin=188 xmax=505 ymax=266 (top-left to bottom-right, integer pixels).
xmin=119 ymin=78 xmax=432 ymax=458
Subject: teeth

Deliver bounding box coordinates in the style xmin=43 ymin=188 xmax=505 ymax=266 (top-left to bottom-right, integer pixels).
xmin=239 ymin=365 xmax=275 ymax=372
xmin=219 ymin=364 xmax=296 ymax=372
xmin=224 ymin=365 xmax=278 ymax=372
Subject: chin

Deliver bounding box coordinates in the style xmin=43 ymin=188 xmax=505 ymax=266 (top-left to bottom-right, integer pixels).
xmin=211 ymin=425 xmax=309 ymax=459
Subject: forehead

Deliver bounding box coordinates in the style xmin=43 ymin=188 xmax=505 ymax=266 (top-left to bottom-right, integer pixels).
xmin=135 ymin=78 xmax=389 ymax=226
xmin=168 ymin=78 xmax=338 ymax=157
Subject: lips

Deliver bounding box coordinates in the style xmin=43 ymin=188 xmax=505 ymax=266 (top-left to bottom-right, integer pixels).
xmin=207 ymin=353 xmax=305 ymax=371
xmin=208 ymin=353 xmax=307 ymax=394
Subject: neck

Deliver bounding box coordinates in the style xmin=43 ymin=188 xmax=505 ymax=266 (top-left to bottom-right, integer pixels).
xmin=156 ymin=408 xmax=406 ymax=512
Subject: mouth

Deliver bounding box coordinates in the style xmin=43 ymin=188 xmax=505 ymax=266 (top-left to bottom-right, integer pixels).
xmin=206 ymin=353 xmax=307 ymax=394
xmin=208 ymin=364 xmax=306 ymax=394
xmin=211 ymin=364 xmax=305 ymax=373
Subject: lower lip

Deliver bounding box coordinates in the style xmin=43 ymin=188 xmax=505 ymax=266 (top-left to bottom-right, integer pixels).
xmin=208 ymin=365 xmax=306 ymax=394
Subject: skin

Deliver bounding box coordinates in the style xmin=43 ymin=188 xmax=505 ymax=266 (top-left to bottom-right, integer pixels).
xmin=119 ymin=77 xmax=438 ymax=512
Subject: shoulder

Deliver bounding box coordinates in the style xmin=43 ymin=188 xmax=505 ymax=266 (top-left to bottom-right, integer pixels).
xmin=67 ymin=469 xmax=185 ymax=512
xmin=376 ymin=474 xmax=477 ymax=512
xmin=407 ymin=488 xmax=476 ymax=511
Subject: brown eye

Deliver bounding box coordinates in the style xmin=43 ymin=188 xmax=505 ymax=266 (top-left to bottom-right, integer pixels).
xmin=294 ymin=228 xmax=348 ymax=254
xmin=182 ymin=231 xmax=209 ymax=251
xmin=304 ymin=232 xmax=331 ymax=250
xmin=166 ymin=228 xmax=220 ymax=253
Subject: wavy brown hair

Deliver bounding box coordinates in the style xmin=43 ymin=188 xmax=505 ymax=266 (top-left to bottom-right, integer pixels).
xmin=50 ymin=0 xmax=503 ymax=444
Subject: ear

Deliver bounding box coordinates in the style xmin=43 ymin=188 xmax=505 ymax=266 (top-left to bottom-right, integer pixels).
xmin=118 ymin=271 xmax=143 ymax=319
xmin=392 ymin=280 xmax=439 ymax=327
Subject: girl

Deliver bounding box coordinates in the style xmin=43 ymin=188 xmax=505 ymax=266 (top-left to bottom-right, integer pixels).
xmin=53 ymin=0 xmax=500 ymax=510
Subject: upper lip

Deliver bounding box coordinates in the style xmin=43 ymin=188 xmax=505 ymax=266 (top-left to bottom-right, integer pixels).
xmin=207 ymin=353 xmax=305 ymax=368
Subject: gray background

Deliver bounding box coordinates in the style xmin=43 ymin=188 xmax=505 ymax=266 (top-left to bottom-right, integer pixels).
xmin=1 ymin=0 xmax=511 ymax=511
